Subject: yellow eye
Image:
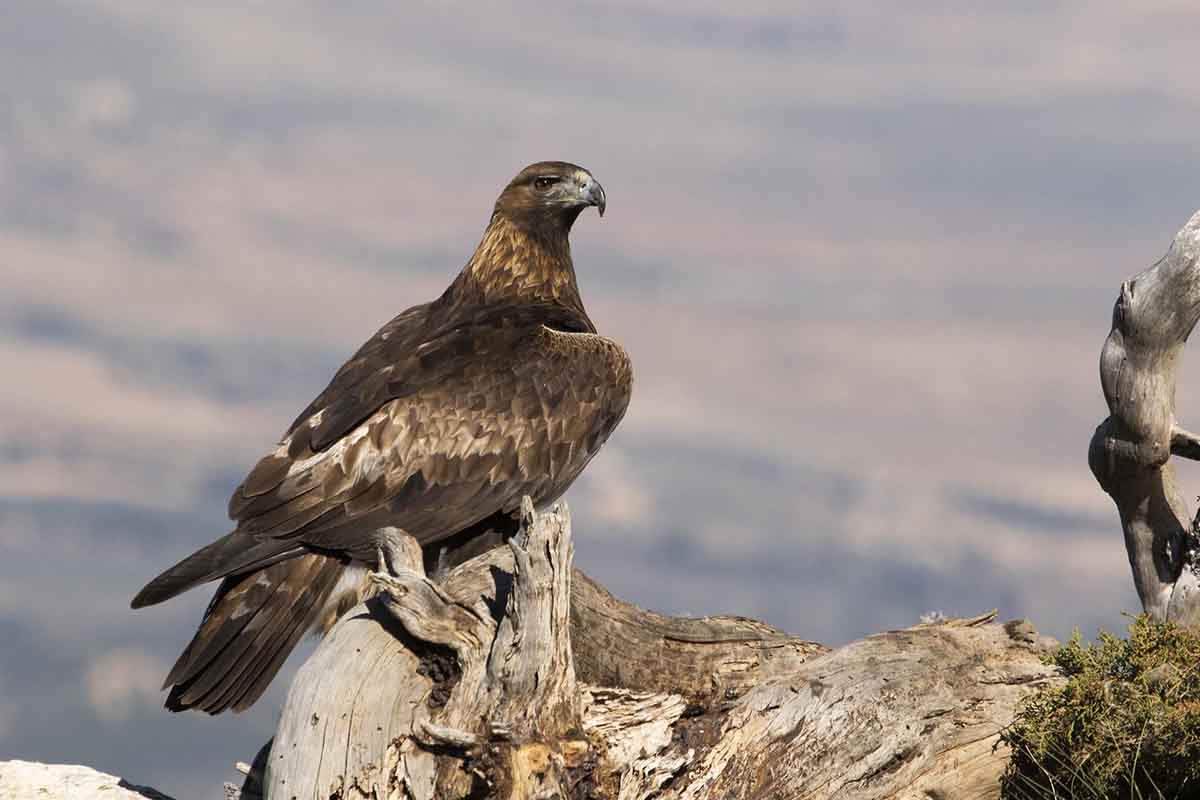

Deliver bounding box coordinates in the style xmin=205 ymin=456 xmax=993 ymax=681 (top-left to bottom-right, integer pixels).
xmin=534 ymin=176 xmax=557 ymax=190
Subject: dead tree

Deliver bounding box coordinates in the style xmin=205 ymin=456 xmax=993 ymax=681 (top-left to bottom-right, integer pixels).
xmin=254 ymin=500 xmax=1058 ymax=800
xmin=1089 ymin=209 xmax=1200 ymax=625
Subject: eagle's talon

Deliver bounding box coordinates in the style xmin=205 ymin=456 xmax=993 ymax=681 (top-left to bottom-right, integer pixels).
xmin=374 ymin=527 xmax=417 ymax=578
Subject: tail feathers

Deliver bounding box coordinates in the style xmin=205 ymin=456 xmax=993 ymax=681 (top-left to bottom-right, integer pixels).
xmin=163 ymin=552 xmax=353 ymax=714
xmin=131 ymin=530 xmax=299 ymax=609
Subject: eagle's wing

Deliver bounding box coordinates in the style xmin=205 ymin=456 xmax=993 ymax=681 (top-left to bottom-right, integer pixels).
xmin=232 ymin=303 xmax=623 ymax=553
xmin=284 ymin=299 xmax=596 ymax=455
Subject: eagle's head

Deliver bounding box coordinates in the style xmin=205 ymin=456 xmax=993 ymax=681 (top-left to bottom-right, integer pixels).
xmin=494 ymin=161 xmax=606 ymax=233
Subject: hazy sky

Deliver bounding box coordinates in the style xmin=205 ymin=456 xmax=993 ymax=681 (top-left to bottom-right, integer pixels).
xmin=5 ymin=2 xmax=1200 ymax=796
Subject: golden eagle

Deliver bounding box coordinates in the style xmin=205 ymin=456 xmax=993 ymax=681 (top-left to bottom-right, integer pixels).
xmin=132 ymin=162 xmax=630 ymax=714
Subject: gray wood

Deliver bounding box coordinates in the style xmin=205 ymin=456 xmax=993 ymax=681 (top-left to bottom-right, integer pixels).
xmin=660 ymin=612 xmax=1059 ymax=799
xmin=1089 ymin=209 xmax=1200 ymax=623
xmin=568 ymin=568 xmax=828 ymax=703
xmin=260 ymin=502 xmax=1060 ymax=799
xmin=0 ymin=761 xmax=174 ymax=800
xmin=264 ymin=534 xmax=437 ymax=800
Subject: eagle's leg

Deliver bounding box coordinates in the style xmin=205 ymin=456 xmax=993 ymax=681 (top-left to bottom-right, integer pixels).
xmin=373 ymin=526 xmax=424 ymax=578
xmin=421 ymin=511 xmax=523 ymax=581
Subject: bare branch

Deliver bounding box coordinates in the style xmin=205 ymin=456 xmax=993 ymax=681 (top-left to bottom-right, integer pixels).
xmin=1090 ymin=210 xmax=1200 ymax=621
xmin=1171 ymin=425 xmax=1200 ymax=461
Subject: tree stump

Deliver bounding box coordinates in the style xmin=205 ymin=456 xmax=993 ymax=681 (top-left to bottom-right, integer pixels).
xmin=258 ymin=501 xmax=1059 ymax=800
xmin=1089 ymin=209 xmax=1200 ymax=624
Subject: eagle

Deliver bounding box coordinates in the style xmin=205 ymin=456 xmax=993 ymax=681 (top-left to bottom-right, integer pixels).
xmin=132 ymin=162 xmax=631 ymax=714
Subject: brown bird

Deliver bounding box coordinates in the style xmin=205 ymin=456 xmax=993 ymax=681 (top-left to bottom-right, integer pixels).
xmin=132 ymin=162 xmax=631 ymax=714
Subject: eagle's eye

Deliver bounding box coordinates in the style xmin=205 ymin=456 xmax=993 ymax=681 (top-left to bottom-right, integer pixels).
xmin=534 ymin=176 xmax=558 ymax=190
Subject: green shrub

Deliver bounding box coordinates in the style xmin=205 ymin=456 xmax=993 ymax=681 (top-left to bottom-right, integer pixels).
xmin=1000 ymin=615 xmax=1200 ymax=799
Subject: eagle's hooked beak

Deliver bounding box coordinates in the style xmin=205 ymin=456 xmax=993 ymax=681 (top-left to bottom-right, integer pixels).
xmin=579 ymin=175 xmax=606 ymax=217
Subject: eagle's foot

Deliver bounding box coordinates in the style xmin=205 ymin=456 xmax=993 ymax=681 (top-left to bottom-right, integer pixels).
xmin=373 ymin=526 xmax=423 ymax=578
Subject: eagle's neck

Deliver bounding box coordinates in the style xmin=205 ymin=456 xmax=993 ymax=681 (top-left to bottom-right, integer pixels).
xmin=446 ymin=214 xmax=587 ymax=317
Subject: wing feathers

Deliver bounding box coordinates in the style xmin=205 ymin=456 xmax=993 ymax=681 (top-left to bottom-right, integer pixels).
xmin=238 ymin=454 xmax=292 ymax=499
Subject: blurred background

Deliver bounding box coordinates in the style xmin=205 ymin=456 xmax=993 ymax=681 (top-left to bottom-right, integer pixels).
xmin=4 ymin=1 xmax=1200 ymax=795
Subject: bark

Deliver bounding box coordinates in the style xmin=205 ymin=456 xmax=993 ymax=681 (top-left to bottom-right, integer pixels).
xmin=1089 ymin=209 xmax=1200 ymax=624
xmin=259 ymin=502 xmax=1060 ymax=800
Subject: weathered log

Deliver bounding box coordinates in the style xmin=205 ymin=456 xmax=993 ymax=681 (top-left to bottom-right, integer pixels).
xmin=1089 ymin=209 xmax=1200 ymax=624
xmin=569 ymin=570 xmax=827 ymax=704
xmin=0 ymin=761 xmax=174 ymax=800
xmin=260 ymin=502 xmax=1059 ymax=800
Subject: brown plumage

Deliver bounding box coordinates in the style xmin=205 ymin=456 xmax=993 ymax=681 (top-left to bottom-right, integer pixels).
xmin=132 ymin=162 xmax=630 ymax=714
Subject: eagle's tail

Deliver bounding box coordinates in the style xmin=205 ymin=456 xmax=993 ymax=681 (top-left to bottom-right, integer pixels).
xmin=161 ymin=552 xmax=356 ymax=714
xmin=131 ymin=530 xmax=300 ymax=609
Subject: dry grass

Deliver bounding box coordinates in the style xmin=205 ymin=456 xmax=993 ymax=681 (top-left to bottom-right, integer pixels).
xmin=1000 ymin=615 xmax=1200 ymax=799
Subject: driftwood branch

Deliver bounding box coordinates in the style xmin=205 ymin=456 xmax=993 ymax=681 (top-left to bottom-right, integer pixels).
xmin=258 ymin=502 xmax=1059 ymax=800
xmin=1089 ymin=209 xmax=1200 ymax=624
